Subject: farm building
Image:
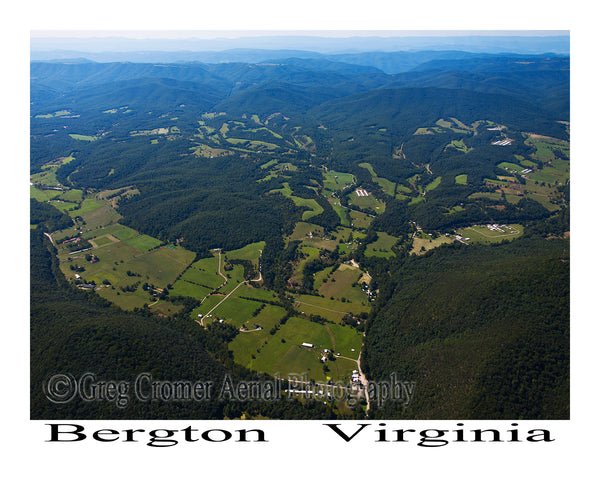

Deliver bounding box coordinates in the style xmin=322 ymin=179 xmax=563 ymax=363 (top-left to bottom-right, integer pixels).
xmin=301 ymin=342 xmax=314 ymax=348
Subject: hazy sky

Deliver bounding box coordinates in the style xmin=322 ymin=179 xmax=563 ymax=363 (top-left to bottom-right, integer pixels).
xmin=31 ymin=30 xmax=568 ymax=39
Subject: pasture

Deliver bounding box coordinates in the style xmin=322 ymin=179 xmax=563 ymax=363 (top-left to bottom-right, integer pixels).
xmin=182 ymin=256 xmax=225 ymax=289
xmin=458 ymin=224 xmax=523 ymax=244
xmin=170 ymin=280 xmax=212 ymax=300
xmin=323 ymin=171 xmax=355 ymax=191
xmin=294 ymin=294 xmax=369 ymax=323
xmin=411 ymin=233 xmax=454 ymax=255
xmin=228 ymin=304 xmax=289 ymax=366
xmin=317 ymin=264 xmax=368 ymax=305
xmin=425 ymin=176 xmax=442 ymax=192
xmin=225 ymin=241 xmax=264 ymax=265
xmin=365 ymin=231 xmax=399 ymax=258
xmin=328 ymin=197 xmax=350 ymax=226
xmin=247 ymin=316 xmax=362 ymax=382
xmin=30 ymin=185 xmax=61 ymax=202
xmin=69 ymin=134 xmax=98 ymax=141
xmin=289 ymin=222 xmax=324 ymax=241
xmin=347 ymin=210 xmax=373 ymax=229
xmin=455 ymin=174 xmax=468 ymax=185
xmin=348 ymin=190 xmax=385 ymax=212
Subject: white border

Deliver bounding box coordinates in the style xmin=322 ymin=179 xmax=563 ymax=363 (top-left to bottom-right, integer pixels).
xmin=4 ymin=0 xmax=596 ymax=477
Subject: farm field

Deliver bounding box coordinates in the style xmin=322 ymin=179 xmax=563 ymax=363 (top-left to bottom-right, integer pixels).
xmin=323 ymin=171 xmax=354 ymax=191
xmin=248 ymin=316 xmax=362 ymax=383
xmin=48 ymin=199 xmax=79 ymax=213
xmin=47 ymin=187 xmax=197 ymax=311
xmin=232 ymin=284 xmax=279 ymax=302
xmin=30 ymin=185 xmax=62 ymax=202
xmin=411 ymin=233 xmax=454 ymax=255
xmin=119 ymin=246 xmax=194 ymax=285
xmin=348 ymin=190 xmax=385 ymax=212
xmin=455 ymin=174 xmax=468 ymax=185
xmin=69 ymin=133 xmax=98 ymax=141
xmin=294 ymin=294 xmax=369 ymax=323
xmin=347 ymin=209 xmax=374 ymax=229
xmin=289 ymin=222 xmax=324 ymax=241
xmin=525 ymin=134 xmax=570 ymax=163
xmin=457 ymin=224 xmax=523 ymax=244
xmin=170 ymin=280 xmax=213 ymax=300
xmin=183 ymin=255 xmax=225 ymax=289
xmin=228 ymin=304 xmax=289 ymax=366
xmin=225 ymin=241 xmax=264 ymax=265
xmin=425 ymin=176 xmax=442 ymax=192
xmin=365 ymin=231 xmax=399 ymax=258
xmin=447 ymin=139 xmax=471 ymax=153
xmin=328 ymin=197 xmax=350 ymax=226
xmin=317 ymin=263 xmax=369 ymax=305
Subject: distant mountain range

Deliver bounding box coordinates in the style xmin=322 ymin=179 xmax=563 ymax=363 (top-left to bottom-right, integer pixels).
xmin=30 ymin=33 xmax=569 ymax=70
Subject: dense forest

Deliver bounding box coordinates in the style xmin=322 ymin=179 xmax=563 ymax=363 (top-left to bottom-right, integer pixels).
xmin=362 ymin=238 xmax=569 ymax=419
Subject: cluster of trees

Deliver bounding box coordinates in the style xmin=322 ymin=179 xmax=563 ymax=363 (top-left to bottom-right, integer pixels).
xmin=30 ymin=198 xmax=73 ymax=232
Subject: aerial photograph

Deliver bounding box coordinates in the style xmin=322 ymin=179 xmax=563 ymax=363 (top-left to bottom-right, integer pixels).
xmin=30 ymin=30 xmax=570 ymax=422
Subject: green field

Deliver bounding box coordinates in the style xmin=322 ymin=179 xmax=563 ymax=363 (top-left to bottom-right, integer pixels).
xmin=124 ymin=234 xmax=163 ymax=252
xmin=217 ymin=264 xmax=246 ymax=295
xmin=347 ymin=209 xmax=373 ymax=229
xmin=30 ymin=168 xmax=59 ymax=186
xmin=170 ymin=279 xmax=213 ymax=300
xmin=289 ymin=222 xmax=324 ymax=241
xmin=526 ymin=166 xmax=569 ymax=186
xmin=248 ymin=316 xmax=360 ymax=382
xmin=123 ymin=246 xmax=195 ymax=285
xmin=294 ymin=294 xmax=369 ymax=323
xmin=183 ymin=256 xmax=225 ymax=289
xmin=317 ymin=264 xmax=368 ymax=305
xmin=458 ymin=224 xmax=523 ymax=244
xmin=225 ymin=241 xmax=265 ymax=264
xmin=323 ymin=171 xmax=355 ymax=191
xmin=260 ymin=159 xmax=278 ymax=170
xmin=69 ymin=134 xmax=98 ymax=141
xmin=498 ymin=162 xmax=526 ymax=173
xmin=526 ymin=135 xmax=570 ymax=164
xmin=91 ymin=235 xmax=117 ymax=247
xmin=411 ymin=233 xmax=454 ymax=255
xmin=292 ymin=197 xmax=324 ymax=221
xmin=328 ymin=198 xmax=350 ymax=226
xmin=69 ymin=198 xmax=103 ymax=215
xmin=348 ymin=191 xmax=385 ymax=212
xmin=30 ymin=186 xmax=61 ymax=201
xmin=425 ymin=176 xmax=442 ymax=192
xmin=233 ymin=284 xmax=279 ymax=302
xmin=455 ymin=174 xmax=468 ymax=185
xmin=58 ymin=189 xmax=84 ymax=203
xmin=48 ymin=200 xmax=79 ymax=213
xmin=447 ymin=139 xmax=471 ymax=153
xmin=206 ymin=296 xmax=265 ymax=327
xmin=365 ymin=231 xmax=398 ymax=258
xmin=228 ymin=304 xmax=289 ymax=366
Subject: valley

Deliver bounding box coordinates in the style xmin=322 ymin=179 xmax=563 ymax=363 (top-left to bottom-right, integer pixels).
xmin=30 ymin=48 xmax=570 ymax=420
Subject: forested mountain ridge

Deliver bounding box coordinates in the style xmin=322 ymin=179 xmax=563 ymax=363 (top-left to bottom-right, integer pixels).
xmin=30 ymin=49 xmax=569 ymax=419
